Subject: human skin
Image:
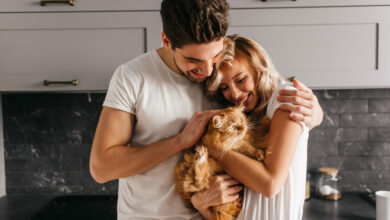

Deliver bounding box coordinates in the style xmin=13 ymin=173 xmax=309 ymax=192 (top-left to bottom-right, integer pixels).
xmin=89 ymin=36 xmax=322 ymax=218
xmin=191 ymin=56 xmax=308 ymax=218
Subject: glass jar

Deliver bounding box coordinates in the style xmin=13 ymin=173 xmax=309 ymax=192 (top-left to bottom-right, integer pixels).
xmin=305 ymin=173 xmax=311 ymax=200
xmin=316 ymin=167 xmax=341 ymax=200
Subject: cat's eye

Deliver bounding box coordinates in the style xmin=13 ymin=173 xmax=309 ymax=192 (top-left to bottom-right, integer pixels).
xmin=231 ymin=124 xmax=237 ymax=129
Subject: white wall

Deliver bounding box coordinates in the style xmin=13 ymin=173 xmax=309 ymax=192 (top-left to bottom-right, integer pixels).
xmin=0 ymin=95 xmax=5 ymax=197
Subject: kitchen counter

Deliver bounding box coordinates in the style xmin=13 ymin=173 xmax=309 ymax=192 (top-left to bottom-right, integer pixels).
xmin=303 ymin=193 xmax=376 ymax=220
xmin=0 ymin=193 xmax=375 ymax=220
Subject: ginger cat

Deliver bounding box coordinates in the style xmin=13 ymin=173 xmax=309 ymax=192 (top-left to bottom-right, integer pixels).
xmin=174 ymin=105 xmax=271 ymax=220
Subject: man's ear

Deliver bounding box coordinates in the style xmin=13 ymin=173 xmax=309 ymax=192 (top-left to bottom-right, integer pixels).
xmin=161 ymin=32 xmax=172 ymax=50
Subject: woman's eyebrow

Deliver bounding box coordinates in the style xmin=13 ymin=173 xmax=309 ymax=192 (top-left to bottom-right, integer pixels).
xmin=233 ymin=72 xmax=244 ymax=79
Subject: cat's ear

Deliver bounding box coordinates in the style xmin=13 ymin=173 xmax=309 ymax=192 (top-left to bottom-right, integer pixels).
xmin=212 ymin=115 xmax=223 ymax=128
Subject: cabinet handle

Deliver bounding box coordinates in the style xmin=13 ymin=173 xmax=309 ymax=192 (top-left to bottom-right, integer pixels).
xmin=40 ymin=0 xmax=75 ymax=6
xmin=43 ymin=79 xmax=79 ymax=86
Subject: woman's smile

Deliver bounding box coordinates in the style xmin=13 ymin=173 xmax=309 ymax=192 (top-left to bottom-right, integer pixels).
xmin=219 ymin=59 xmax=259 ymax=112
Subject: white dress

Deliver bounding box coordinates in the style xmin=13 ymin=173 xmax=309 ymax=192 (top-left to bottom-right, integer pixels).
xmin=237 ymin=82 xmax=309 ymax=220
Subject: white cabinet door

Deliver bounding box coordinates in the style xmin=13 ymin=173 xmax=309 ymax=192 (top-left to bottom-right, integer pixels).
xmin=0 ymin=0 xmax=161 ymax=12
xmin=229 ymin=7 xmax=390 ymax=89
xmin=0 ymin=12 xmax=162 ymax=91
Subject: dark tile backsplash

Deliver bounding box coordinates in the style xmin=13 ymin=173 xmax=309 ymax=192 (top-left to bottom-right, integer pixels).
xmin=2 ymin=89 xmax=390 ymax=195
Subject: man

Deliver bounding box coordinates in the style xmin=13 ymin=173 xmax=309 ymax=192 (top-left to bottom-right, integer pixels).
xmin=89 ymin=0 xmax=323 ymax=219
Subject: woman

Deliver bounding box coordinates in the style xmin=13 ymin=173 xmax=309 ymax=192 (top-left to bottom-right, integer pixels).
xmin=191 ymin=35 xmax=313 ymax=220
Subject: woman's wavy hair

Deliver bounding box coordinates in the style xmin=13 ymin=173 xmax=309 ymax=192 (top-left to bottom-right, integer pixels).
xmin=205 ymin=34 xmax=284 ymax=117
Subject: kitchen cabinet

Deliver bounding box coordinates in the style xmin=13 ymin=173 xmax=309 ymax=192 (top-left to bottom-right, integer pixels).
xmin=0 ymin=12 xmax=162 ymax=91
xmin=1 ymin=1 xmax=390 ymax=91
xmin=2 ymin=0 xmax=390 ymax=12
xmin=229 ymin=0 xmax=390 ymax=9
xmin=0 ymin=0 xmax=161 ymax=12
xmin=228 ymin=6 xmax=390 ymax=89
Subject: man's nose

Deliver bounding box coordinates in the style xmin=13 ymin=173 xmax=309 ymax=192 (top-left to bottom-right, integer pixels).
xmin=203 ymin=61 xmax=215 ymax=77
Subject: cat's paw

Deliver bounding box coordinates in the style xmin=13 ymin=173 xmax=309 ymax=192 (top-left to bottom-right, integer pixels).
xmin=256 ymin=149 xmax=265 ymax=161
xmin=195 ymin=146 xmax=208 ymax=164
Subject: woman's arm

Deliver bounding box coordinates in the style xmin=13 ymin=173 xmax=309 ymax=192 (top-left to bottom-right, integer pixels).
xmin=277 ymin=79 xmax=323 ymax=130
xmin=209 ymin=109 xmax=303 ymax=197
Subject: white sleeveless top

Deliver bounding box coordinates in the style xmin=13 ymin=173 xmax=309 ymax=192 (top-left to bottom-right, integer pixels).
xmin=237 ymin=82 xmax=309 ymax=220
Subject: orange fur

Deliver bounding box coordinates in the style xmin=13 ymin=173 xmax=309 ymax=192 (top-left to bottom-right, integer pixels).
xmin=175 ymin=106 xmax=271 ymax=219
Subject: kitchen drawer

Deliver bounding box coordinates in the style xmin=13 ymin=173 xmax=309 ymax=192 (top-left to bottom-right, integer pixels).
xmin=0 ymin=0 xmax=161 ymax=13
xmin=0 ymin=12 xmax=162 ymax=91
xmin=229 ymin=6 xmax=390 ymax=89
xmin=229 ymin=0 xmax=390 ymax=9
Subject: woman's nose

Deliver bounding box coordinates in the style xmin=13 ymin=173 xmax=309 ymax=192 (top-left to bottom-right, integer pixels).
xmin=231 ymin=86 xmax=241 ymax=102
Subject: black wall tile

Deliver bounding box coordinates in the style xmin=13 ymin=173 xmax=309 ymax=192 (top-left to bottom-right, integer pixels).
xmin=370 ymin=99 xmax=390 ymax=113
xmin=339 ymin=142 xmax=369 ymax=156
xmin=339 ymin=113 xmax=390 ymax=128
xmin=3 ymin=90 xmax=390 ymax=195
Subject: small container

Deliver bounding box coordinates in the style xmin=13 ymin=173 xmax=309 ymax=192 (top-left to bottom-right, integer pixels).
xmin=305 ymin=180 xmax=310 ymax=200
xmin=305 ymin=173 xmax=311 ymax=200
xmin=316 ymin=167 xmax=341 ymax=200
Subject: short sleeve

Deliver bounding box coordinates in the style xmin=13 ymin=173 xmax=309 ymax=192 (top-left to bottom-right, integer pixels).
xmin=266 ymin=83 xmax=307 ymax=129
xmin=103 ymin=64 xmax=140 ymax=114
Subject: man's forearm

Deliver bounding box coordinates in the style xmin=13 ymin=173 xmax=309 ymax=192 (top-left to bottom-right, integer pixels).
xmin=90 ymin=136 xmax=183 ymax=183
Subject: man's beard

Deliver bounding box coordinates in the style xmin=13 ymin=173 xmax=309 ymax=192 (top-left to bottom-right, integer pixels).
xmin=172 ymin=54 xmax=216 ymax=83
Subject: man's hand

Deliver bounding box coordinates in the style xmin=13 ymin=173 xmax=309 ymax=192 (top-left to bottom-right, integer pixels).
xmin=191 ymin=174 xmax=243 ymax=219
xmin=176 ymin=110 xmax=221 ymax=150
xmin=277 ymin=79 xmax=323 ymax=130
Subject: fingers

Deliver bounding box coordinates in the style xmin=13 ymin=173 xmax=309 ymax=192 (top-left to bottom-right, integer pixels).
xmin=278 ymin=88 xmax=313 ymax=100
xmin=279 ymin=103 xmax=313 ymax=126
xmin=212 ymin=180 xmax=242 ymax=205
xmin=277 ymin=94 xmax=313 ymax=109
xmin=178 ymin=109 xmax=222 ymax=149
xmin=293 ymin=79 xmax=312 ymax=93
xmin=288 ymin=112 xmax=312 ymax=127
xmin=196 ymin=109 xmax=222 ymax=126
xmin=279 ymin=103 xmax=312 ymax=116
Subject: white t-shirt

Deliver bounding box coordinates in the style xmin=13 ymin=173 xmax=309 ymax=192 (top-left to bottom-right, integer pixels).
xmin=103 ymin=50 xmax=216 ymax=220
xmin=237 ymin=82 xmax=309 ymax=220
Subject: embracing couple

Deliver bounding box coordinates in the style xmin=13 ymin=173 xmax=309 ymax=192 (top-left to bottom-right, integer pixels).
xmin=89 ymin=0 xmax=324 ymax=219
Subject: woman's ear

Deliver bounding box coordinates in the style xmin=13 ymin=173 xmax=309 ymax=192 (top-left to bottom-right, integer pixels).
xmin=212 ymin=115 xmax=223 ymax=128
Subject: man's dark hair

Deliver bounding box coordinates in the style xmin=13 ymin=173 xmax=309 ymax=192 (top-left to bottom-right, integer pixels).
xmin=160 ymin=0 xmax=230 ymax=50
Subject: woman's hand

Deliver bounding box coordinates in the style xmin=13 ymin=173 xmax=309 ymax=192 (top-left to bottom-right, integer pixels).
xmin=277 ymin=79 xmax=323 ymax=130
xmin=191 ymin=174 xmax=243 ymax=219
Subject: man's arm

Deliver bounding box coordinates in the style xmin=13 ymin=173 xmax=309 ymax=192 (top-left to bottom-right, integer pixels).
xmin=277 ymin=79 xmax=324 ymax=130
xmin=89 ymin=106 xmax=219 ymax=183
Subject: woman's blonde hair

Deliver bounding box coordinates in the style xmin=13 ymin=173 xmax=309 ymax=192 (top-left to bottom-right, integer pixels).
xmin=205 ymin=34 xmax=284 ymax=116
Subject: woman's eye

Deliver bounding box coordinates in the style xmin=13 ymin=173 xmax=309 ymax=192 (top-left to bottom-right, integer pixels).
xmin=220 ymin=86 xmax=228 ymax=91
xmin=237 ymin=76 xmax=247 ymax=83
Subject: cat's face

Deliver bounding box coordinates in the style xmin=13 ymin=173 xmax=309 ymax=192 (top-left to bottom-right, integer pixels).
xmin=209 ymin=105 xmax=248 ymax=151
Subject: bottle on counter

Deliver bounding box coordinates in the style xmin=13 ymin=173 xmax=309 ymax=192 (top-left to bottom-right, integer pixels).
xmin=316 ymin=167 xmax=341 ymax=200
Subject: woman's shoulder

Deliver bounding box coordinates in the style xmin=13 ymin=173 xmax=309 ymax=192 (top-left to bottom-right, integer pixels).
xmin=266 ymin=80 xmax=296 ymax=118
